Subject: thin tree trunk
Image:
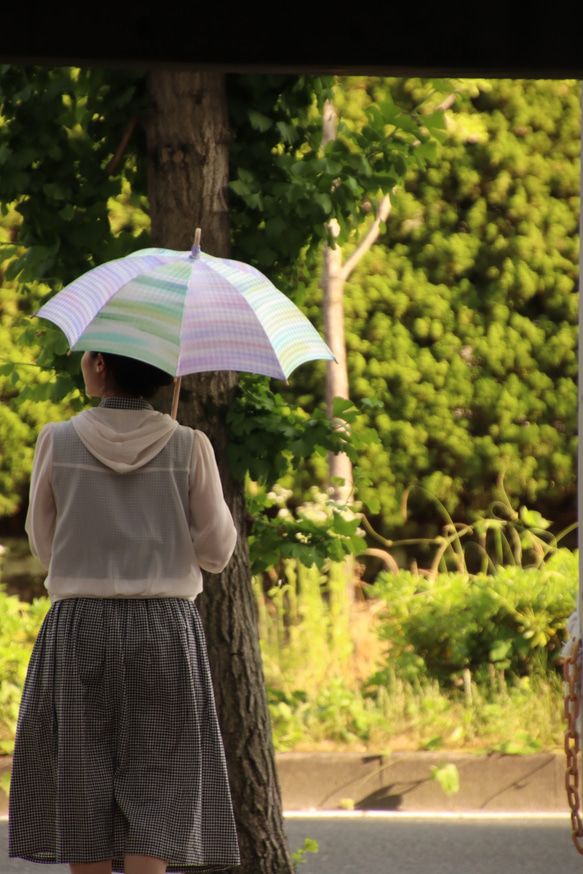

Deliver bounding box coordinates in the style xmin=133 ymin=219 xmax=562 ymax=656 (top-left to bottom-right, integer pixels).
xmin=146 ymin=69 xmax=294 ymax=874
xmin=321 ymin=99 xmax=353 ymax=505
xmin=322 ymin=190 xmax=392 ymax=507
xmin=323 ymin=226 xmax=353 ymax=505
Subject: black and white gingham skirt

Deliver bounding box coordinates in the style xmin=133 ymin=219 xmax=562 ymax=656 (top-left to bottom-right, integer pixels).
xmin=9 ymin=598 xmax=240 ymax=873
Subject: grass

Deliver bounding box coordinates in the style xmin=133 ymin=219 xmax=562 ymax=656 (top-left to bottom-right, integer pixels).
xmin=255 ymin=561 xmax=568 ymax=755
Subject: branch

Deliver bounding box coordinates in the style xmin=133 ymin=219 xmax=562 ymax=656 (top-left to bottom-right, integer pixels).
xmin=106 ymin=115 xmax=138 ymax=175
xmin=340 ymin=192 xmax=392 ymax=280
xmin=435 ymin=93 xmax=457 ymax=113
xmin=321 ymin=99 xmax=338 ymax=150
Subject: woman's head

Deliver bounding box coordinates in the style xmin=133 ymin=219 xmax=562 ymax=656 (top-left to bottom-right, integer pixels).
xmin=81 ymin=351 xmax=174 ymax=399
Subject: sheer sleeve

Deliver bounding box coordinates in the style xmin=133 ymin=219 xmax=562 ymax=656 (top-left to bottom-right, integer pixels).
xmin=25 ymin=423 xmax=57 ymax=570
xmin=189 ymin=430 xmax=237 ymax=573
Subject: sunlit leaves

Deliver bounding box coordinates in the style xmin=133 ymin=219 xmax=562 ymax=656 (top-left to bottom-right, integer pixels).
xmin=0 ymin=66 xmax=147 ymax=287
xmin=370 ymin=548 xmax=578 ymax=687
xmin=227 ymin=75 xmax=446 ymax=267
xmin=225 ymin=375 xmax=377 ymax=488
xmin=294 ymin=79 xmax=579 ymax=536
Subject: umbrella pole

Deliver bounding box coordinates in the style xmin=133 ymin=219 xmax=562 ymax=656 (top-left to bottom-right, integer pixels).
xmin=171 ymin=376 xmax=182 ymax=420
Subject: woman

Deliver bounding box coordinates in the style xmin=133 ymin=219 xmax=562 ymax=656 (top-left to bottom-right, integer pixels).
xmin=9 ymin=351 xmax=240 ymax=874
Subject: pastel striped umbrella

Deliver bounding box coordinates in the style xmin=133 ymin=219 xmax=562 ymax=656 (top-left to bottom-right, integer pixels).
xmin=36 ymin=240 xmax=335 ymax=384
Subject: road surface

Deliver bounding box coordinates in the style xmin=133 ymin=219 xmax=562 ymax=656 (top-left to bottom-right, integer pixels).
xmin=1 ymin=813 xmax=581 ymax=873
xmin=284 ymin=813 xmax=581 ymax=874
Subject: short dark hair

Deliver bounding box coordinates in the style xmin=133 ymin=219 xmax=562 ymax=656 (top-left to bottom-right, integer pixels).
xmin=92 ymin=352 xmax=174 ymax=399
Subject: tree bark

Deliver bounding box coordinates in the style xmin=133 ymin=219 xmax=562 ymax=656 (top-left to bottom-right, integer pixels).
xmin=146 ymin=69 xmax=294 ymax=874
xmin=147 ymin=71 xmax=230 ymax=255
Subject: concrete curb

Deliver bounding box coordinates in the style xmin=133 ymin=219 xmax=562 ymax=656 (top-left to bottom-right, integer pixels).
xmin=277 ymin=751 xmax=567 ymax=813
xmin=0 ymin=751 xmax=570 ymax=815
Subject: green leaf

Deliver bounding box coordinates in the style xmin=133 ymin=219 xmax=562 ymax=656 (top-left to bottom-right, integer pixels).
xmin=248 ymin=110 xmax=272 ymax=132
xmin=423 ymin=109 xmax=447 ymax=131
xmin=291 ymin=837 xmax=319 ymax=867
xmin=363 ymin=495 xmax=381 ymax=515
xmin=332 ymin=397 xmax=358 ymax=419
xmin=519 ymin=507 xmax=551 ymax=530
xmin=431 ymin=762 xmax=459 ymax=796
xmin=489 ymin=639 xmax=512 ymax=662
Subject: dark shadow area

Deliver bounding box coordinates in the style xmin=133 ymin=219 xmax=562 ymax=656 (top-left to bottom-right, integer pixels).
xmin=2 ymin=3 xmax=583 ymax=77
xmin=479 ymin=754 xmax=557 ymax=811
xmin=357 ymin=788 xmax=404 ymax=811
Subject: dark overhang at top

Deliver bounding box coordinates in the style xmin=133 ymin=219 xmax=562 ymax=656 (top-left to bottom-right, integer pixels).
xmin=1 ymin=3 xmax=582 ymax=78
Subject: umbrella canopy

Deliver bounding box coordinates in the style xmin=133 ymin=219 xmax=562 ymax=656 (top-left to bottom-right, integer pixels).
xmin=36 ymin=242 xmax=335 ymax=382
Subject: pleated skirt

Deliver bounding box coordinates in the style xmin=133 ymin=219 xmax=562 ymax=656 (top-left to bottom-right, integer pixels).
xmin=8 ymin=598 xmax=240 ymax=873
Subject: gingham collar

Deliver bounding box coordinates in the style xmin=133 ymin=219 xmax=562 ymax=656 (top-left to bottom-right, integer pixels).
xmin=99 ymin=397 xmax=154 ymax=411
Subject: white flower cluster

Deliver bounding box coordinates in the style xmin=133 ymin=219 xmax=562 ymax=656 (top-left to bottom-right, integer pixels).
xmin=297 ymin=486 xmax=336 ymax=525
xmin=265 ymin=485 xmax=365 ymax=538
xmin=266 ymin=485 xmax=294 ymax=521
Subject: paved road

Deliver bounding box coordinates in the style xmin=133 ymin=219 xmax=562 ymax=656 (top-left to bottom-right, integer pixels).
xmin=284 ymin=814 xmax=581 ymax=874
xmin=1 ymin=813 xmax=581 ymax=873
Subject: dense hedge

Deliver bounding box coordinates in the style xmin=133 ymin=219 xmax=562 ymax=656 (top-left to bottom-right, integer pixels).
xmin=298 ymin=79 xmax=579 ymax=541
xmin=368 ymin=548 xmax=577 ymax=689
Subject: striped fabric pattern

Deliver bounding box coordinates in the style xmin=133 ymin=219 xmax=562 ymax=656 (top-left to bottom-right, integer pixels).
xmin=36 ymin=246 xmax=335 ymax=380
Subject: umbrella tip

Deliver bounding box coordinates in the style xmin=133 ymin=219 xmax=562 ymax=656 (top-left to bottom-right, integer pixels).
xmin=190 ymin=227 xmax=202 ymax=259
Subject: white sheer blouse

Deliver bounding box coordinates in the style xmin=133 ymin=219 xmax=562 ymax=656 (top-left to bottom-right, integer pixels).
xmin=25 ymin=405 xmax=237 ymax=602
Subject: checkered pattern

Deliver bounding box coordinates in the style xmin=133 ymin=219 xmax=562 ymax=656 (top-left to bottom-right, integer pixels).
xmin=9 ymin=598 xmax=240 ymax=872
xmin=100 ymin=397 xmax=155 ymax=410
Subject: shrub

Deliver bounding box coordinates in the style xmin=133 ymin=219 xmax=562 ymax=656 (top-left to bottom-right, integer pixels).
xmin=368 ymin=548 xmax=577 ymax=688
xmin=0 ymin=564 xmax=50 ymax=754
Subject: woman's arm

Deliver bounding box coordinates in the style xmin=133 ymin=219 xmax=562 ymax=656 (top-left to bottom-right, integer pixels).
xmin=24 ymin=423 xmax=57 ymax=570
xmin=189 ymin=430 xmax=237 ymax=573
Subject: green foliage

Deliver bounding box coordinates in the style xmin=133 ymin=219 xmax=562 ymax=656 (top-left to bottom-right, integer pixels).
xmin=0 ymin=66 xmax=148 ymax=286
xmin=248 ymin=490 xmax=366 ymax=575
xmin=362 ymin=479 xmax=577 ymax=578
xmin=255 ymin=560 xmax=384 ymax=753
xmin=0 ymin=275 xmax=77 ymax=515
xmin=291 ymin=838 xmax=319 ymax=870
xmin=490 ymin=730 xmax=544 ymax=755
xmin=226 ymin=376 xmax=378 ymax=572
xmin=293 ymin=78 xmax=580 ymax=538
xmin=1 ymin=71 xmax=580 ymax=572
xmin=368 ymin=548 xmax=577 ymax=689
xmin=0 ymin=70 xmax=382 ymax=568
xmin=228 ymin=74 xmax=447 ymax=273
xmin=0 ymin=584 xmax=50 ymax=754
xmin=431 ymin=762 xmax=460 ymax=795
xmin=0 ymin=67 xmax=149 ymax=396
xmin=0 ymin=67 xmax=150 ymax=515
xmin=255 ymin=557 xmax=568 ymax=753
xmin=228 ymin=75 xmax=332 ymax=272
xmin=226 ymin=376 xmax=363 ymax=485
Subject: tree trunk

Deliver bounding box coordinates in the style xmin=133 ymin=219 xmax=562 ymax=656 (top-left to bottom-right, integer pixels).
xmin=322 ymin=190 xmax=392 ymax=508
xmin=146 ymin=69 xmax=294 ymax=874
xmin=146 ymin=71 xmax=230 ymax=255
xmin=322 ymin=229 xmax=353 ymax=505
xmin=321 ymin=99 xmax=353 ymax=506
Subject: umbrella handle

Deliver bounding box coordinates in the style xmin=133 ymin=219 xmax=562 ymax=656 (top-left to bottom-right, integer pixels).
xmin=171 ymin=377 xmax=182 ymax=420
